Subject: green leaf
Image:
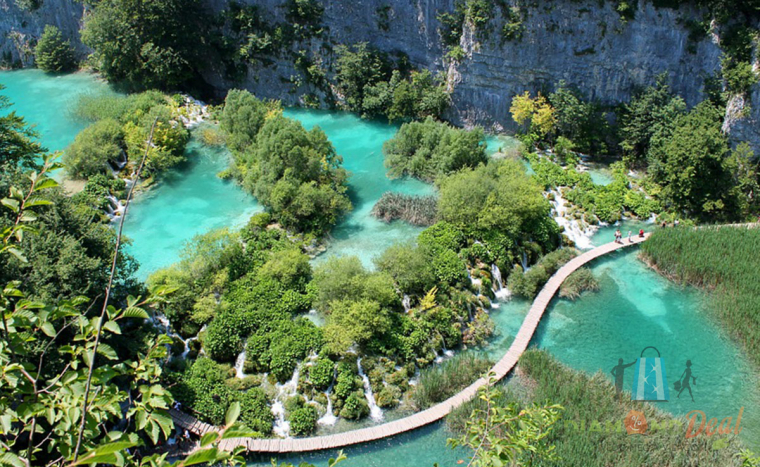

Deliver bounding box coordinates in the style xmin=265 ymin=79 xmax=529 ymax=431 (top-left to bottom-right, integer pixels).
xmin=200 ymin=431 xmax=219 ymax=447
xmin=178 ymin=448 xmax=220 ymax=467
xmin=1 ymin=198 xmax=19 ymax=213
xmin=33 ymin=178 xmax=59 ymax=192
xmin=121 ymin=307 xmax=149 ymax=319
xmin=97 ymin=343 xmax=118 ymax=360
xmin=6 ymin=248 xmax=27 ymax=263
xmin=40 ymin=321 xmax=56 ymax=338
xmin=225 ymin=401 xmax=240 ymax=427
xmin=0 ymin=452 xmax=25 ymax=467
xmin=103 ymin=320 xmax=121 ymax=335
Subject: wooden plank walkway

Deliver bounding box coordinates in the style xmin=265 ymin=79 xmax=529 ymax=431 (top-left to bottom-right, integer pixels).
xmin=170 ymin=234 xmax=650 ymax=453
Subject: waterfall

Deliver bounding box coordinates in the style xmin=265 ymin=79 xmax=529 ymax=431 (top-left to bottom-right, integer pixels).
xmin=234 ymin=347 xmax=247 ymax=379
xmin=111 ymin=150 xmax=128 ymax=171
xmin=106 ymin=195 xmax=125 ymax=221
xmin=490 ymin=264 xmax=511 ymax=301
xmin=317 ymin=367 xmax=338 ymax=426
xmin=356 ymin=358 xmax=383 ymax=422
xmin=521 ymin=250 xmax=529 ymax=271
xmin=468 ymin=270 xmax=483 ymax=292
xmin=402 ymin=294 xmax=411 ymax=313
xmin=549 ymin=189 xmax=596 ymax=249
xmin=271 ymin=366 xmax=300 ymax=438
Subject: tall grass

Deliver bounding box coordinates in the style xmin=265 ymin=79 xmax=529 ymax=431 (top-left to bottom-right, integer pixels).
xmin=641 ymin=226 xmax=760 ymax=366
xmin=448 ymin=350 xmax=748 ymax=466
xmin=559 ymin=267 xmax=599 ymax=300
xmin=371 ymin=192 xmax=438 ymax=226
xmin=411 ymin=353 xmax=493 ymax=409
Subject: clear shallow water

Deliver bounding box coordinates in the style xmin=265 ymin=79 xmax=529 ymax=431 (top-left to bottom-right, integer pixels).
xmin=533 ymin=248 xmax=760 ymax=449
xmin=122 ymin=137 xmax=263 ymax=278
xmin=0 ymin=69 xmax=116 ymax=152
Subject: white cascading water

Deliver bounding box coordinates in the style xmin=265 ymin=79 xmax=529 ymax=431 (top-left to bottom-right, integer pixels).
xmin=233 ymin=347 xmax=246 ymax=379
xmin=490 ymin=264 xmax=511 ymax=301
xmin=356 ymin=358 xmax=383 ymax=422
xmin=317 ymin=367 xmax=338 ymax=426
xmin=105 ymin=195 xmax=125 ymax=221
xmin=271 ymin=367 xmax=300 ymax=437
xmin=549 ymin=189 xmax=596 ymax=249
xmin=402 ymin=294 xmax=411 ymax=313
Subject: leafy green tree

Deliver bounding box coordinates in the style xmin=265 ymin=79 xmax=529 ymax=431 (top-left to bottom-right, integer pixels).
xmin=334 ymin=43 xmax=390 ymax=112
xmin=0 ymin=86 xmax=44 ymax=175
xmin=374 ymin=242 xmax=436 ymax=295
xmin=323 ymin=299 xmax=391 ymax=354
xmin=289 ymin=405 xmax=319 ymax=436
xmin=81 ymin=0 xmax=209 ymax=89
xmin=648 ymin=102 xmax=742 ymax=220
xmin=124 ymin=105 xmax=190 ymax=176
xmin=220 ymin=89 xmax=273 ymax=153
xmin=35 ymin=25 xmax=76 ymax=73
xmin=619 ymin=75 xmax=687 ymax=168
xmin=383 ymin=117 xmax=487 ymax=182
xmin=449 ymin=375 xmax=564 ymax=467
xmin=63 ymin=119 xmax=124 ymax=178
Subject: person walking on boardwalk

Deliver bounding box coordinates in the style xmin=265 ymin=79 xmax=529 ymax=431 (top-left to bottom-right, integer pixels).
xmin=615 ymin=229 xmax=622 ymax=243
xmin=611 ymin=358 xmax=637 ymax=398
xmin=677 ymin=360 xmax=697 ymax=402
xmin=627 ymin=230 xmax=633 ymax=243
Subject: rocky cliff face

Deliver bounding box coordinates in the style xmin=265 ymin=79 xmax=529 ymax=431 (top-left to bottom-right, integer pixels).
xmin=0 ymin=0 xmax=86 ymax=68
xmin=1 ymin=0 xmax=757 ymax=149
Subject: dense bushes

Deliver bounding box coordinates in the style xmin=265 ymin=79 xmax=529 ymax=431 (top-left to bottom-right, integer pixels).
xmin=70 ymin=91 xmax=190 ymax=179
xmin=35 ymin=25 xmax=76 ymax=73
xmin=508 ymin=248 xmax=580 ymax=299
xmin=81 ymin=0 xmax=210 ymax=89
xmin=334 ymin=43 xmax=449 ymax=121
xmin=383 ymin=117 xmax=487 ymax=182
xmin=63 ymin=119 xmax=123 ymax=178
xmin=220 ymin=90 xmax=351 ymax=236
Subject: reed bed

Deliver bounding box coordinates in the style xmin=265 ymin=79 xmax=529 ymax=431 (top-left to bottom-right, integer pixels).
xmin=411 ymin=353 xmax=493 ymax=409
xmin=370 ymin=192 xmax=438 ymax=226
xmin=447 ymin=350 xmax=748 ymax=466
xmin=641 ymin=226 xmax=760 ymax=366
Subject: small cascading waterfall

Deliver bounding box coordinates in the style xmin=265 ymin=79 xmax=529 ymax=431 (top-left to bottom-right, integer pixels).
xmin=234 ymin=344 xmax=247 ymax=379
xmin=111 ymin=150 xmax=128 ymax=171
xmin=549 ymin=189 xmax=596 ymax=249
xmin=521 ymin=250 xmax=529 ymax=271
xmin=317 ymin=367 xmax=338 ymax=426
xmin=490 ymin=263 xmax=511 ymax=301
xmin=271 ymin=367 xmax=300 ymax=438
xmin=402 ymin=294 xmax=411 ymax=313
xmin=468 ymin=269 xmax=483 ymax=293
xmin=356 ymin=358 xmax=383 ymax=422
xmin=106 ymin=195 xmax=125 ymax=221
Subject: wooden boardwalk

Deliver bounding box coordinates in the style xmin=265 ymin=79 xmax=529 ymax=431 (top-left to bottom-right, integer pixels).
xmin=170 ymin=234 xmax=650 ymax=453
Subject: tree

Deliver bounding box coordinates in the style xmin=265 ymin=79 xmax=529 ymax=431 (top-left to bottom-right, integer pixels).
xmin=648 ymin=102 xmax=741 ymax=220
xmin=449 ymin=375 xmax=564 ymax=467
xmin=220 ymin=89 xmax=273 ymax=153
xmin=35 ymin=25 xmax=76 ymax=73
xmin=0 ymin=86 xmax=44 ymax=175
xmin=63 ymin=119 xmax=124 ymax=179
xmin=81 ymin=0 xmax=209 ymax=89
xmin=383 ymin=117 xmax=487 ymax=182
xmin=509 ymin=91 xmax=555 ymax=145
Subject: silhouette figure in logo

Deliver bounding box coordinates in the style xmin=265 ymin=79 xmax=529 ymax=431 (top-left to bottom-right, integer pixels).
xmin=676 ymin=360 xmax=697 ymax=401
xmin=611 ymin=358 xmax=636 ymax=397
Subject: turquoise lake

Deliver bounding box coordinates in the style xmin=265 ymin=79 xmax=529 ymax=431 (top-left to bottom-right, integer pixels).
xmin=2 ymin=70 xmax=758 ymax=464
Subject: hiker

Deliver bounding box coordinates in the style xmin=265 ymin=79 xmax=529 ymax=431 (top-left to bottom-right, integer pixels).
xmin=639 ymin=228 xmax=645 ymax=238
xmin=614 ymin=229 xmax=622 ymax=243
xmin=627 ymin=230 xmax=633 ymax=243
xmin=661 ymin=221 xmax=667 ymax=228
xmin=182 ymin=429 xmax=191 ymax=447
xmin=676 ymin=360 xmax=697 ymax=402
xmin=674 ymin=219 xmax=680 ymax=227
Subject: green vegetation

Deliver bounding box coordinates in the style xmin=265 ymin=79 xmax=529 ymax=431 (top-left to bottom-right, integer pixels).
xmin=559 ymin=267 xmax=600 ymax=300
xmin=335 ymin=43 xmax=450 ymax=121
xmin=383 ymin=117 xmax=487 ymax=182
xmin=412 ymin=353 xmax=493 ymax=409
xmin=641 ymin=227 xmax=760 ymax=367
xmin=81 ymin=0 xmax=210 ymax=89
xmin=371 ymin=192 xmax=438 ymax=226
xmin=508 ymin=248 xmax=580 ymax=299
xmin=63 ymin=118 xmax=123 ymax=178
xmin=34 ymin=25 xmax=76 ymax=73
xmin=70 ymin=91 xmax=191 ymax=180
xmin=448 ymin=350 xmax=749 ymax=466
xmin=220 ymin=90 xmax=351 ymax=236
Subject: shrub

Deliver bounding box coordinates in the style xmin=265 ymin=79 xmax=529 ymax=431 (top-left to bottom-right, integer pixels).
xmin=371 ymin=192 xmax=438 ymax=226
xmin=63 ymin=119 xmax=124 ymax=179
xmin=559 ymin=267 xmax=599 ymax=300
xmin=309 ymin=357 xmax=335 ymax=390
xmin=431 ymin=249 xmax=467 ymax=286
xmin=418 ymin=221 xmax=465 ymax=255
xmin=339 ymin=392 xmax=370 ymax=420
xmin=237 ymin=388 xmax=274 ymax=436
xmin=289 ymin=405 xmax=319 ymax=436
xmin=35 ymin=25 xmax=76 ymax=72
xmin=412 ymin=353 xmax=493 ymax=409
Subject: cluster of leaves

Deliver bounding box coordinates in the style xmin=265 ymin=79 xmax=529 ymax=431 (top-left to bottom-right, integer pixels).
xmin=34 ymin=25 xmax=76 ymax=73
xmin=510 ymin=81 xmax=612 ymax=158
xmin=334 ymin=43 xmax=450 ymax=121
xmin=220 ymin=89 xmax=351 ymax=236
xmin=65 ymin=92 xmax=190 ymax=180
xmin=81 ymin=0 xmax=211 ymax=90
xmin=383 ymin=117 xmax=487 ymax=182
xmin=507 ymin=248 xmax=580 ymax=299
